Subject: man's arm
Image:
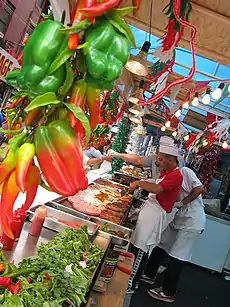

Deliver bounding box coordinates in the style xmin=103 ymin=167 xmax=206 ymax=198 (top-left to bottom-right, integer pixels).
xmin=87 ymin=156 xmax=110 ymax=166
xmin=130 ymin=180 xmax=163 ymax=194
xmin=113 ymin=153 xmax=144 ymax=167
xmin=182 ymin=186 xmax=204 ymax=206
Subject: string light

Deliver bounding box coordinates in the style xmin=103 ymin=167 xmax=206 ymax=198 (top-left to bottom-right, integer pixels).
xmin=172 ymin=130 xmax=177 ymax=137
xmin=161 ymin=126 xmax=166 ymax=132
xmin=184 ymin=134 xmax=189 ymax=141
xmin=192 ymin=92 xmax=199 ymax=106
xmin=222 ymin=140 xmax=228 ymax=149
xmin=165 ymin=120 xmax=171 ymax=128
xmin=212 ymin=83 xmax=225 ymax=100
xmin=175 ymin=107 xmax=182 ymax=117
xmin=203 ymin=140 xmax=208 ymax=146
xmin=202 ymin=88 xmax=211 ymax=104
xmin=182 ymin=101 xmax=189 ymax=109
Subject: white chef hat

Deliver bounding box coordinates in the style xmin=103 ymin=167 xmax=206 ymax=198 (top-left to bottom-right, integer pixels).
xmin=159 ymin=136 xmax=179 ymax=157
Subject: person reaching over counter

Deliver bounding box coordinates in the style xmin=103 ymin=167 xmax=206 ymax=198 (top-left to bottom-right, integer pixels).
xmin=111 ymin=137 xmax=183 ymax=293
xmin=83 ymin=152 xmax=111 ymax=170
xmin=141 ymin=167 xmax=205 ymax=304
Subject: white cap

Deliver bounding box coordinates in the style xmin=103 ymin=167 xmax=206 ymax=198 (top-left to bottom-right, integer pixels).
xmin=159 ymin=136 xmax=179 ymax=157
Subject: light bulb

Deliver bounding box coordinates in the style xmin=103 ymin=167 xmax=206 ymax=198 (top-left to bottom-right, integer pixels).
xmin=172 ymin=131 xmax=177 ymax=137
xmin=222 ymin=141 xmax=228 ymax=149
xmin=183 ymin=101 xmax=189 ymax=109
xmin=184 ymin=134 xmax=189 ymax=141
xmin=165 ymin=120 xmax=171 ymax=128
xmin=175 ymin=109 xmax=181 ymax=117
xmin=203 ymin=140 xmax=208 ymax=146
xmin=212 ymin=88 xmax=222 ymax=100
xmin=128 ymin=97 xmax=139 ymax=104
xmin=202 ymin=93 xmax=210 ymax=104
xmin=192 ymin=96 xmax=199 ymax=106
xmin=161 ymin=126 xmax=166 ymax=132
xmin=212 ymin=83 xmax=225 ymax=100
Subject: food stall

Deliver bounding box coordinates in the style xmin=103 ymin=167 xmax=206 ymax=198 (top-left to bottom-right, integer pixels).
xmin=1 ymin=172 xmax=135 ymax=306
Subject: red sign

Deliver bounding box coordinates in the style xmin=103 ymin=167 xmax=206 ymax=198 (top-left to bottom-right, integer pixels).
xmin=0 ymin=47 xmax=20 ymax=82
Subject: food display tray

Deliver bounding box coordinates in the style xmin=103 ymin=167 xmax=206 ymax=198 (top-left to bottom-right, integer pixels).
xmin=50 ymin=198 xmax=90 ymax=220
xmin=28 ymin=203 xmax=99 ymax=236
xmin=90 ymin=217 xmax=133 ymax=246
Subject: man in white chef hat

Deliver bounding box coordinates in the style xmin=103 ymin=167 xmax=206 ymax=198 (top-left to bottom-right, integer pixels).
xmin=110 ymin=136 xmax=183 ymax=292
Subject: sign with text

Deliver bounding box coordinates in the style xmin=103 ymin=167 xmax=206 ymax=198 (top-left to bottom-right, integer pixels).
xmin=0 ymin=47 xmax=20 ymax=82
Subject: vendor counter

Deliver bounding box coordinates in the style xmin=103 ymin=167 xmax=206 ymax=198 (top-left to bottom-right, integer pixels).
xmin=190 ymin=214 xmax=230 ymax=273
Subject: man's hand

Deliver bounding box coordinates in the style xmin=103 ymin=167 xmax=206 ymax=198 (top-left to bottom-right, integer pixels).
xmin=103 ymin=155 xmax=112 ymax=162
xmin=108 ymin=150 xmax=121 ymax=158
xmin=129 ymin=181 xmax=141 ymax=193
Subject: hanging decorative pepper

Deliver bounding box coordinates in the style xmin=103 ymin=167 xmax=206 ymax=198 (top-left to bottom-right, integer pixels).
xmin=0 ymin=150 xmax=17 ymax=185
xmin=16 ymin=143 xmax=35 ymax=193
xmin=86 ymin=85 xmax=101 ymax=129
xmin=68 ymin=79 xmax=87 ymax=136
xmin=21 ymin=165 xmax=40 ymax=212
xmin=5 ymin=19 xmax=67 ymax=97
xmin=85 ymin=17 xmax=130 ymax=83
xmin=80 ymin=0 xmax=121 ymax=17
xmin=35 ymin=120 xmax=87 ymax=196
xmin=0 ymin=170 xmax=20 ymax=239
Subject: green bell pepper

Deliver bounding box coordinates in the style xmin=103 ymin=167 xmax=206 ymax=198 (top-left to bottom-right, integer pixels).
xmin=6 ymin=20 xmax=67 ymax=97
xmin=85 ymin=17 xmax=130 ymax=83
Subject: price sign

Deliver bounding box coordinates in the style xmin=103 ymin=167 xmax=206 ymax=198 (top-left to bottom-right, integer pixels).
xmin=0 ymin=47 xmax=20 ymax=82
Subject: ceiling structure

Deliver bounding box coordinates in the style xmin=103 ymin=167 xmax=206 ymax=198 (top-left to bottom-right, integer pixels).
xmin=119 ymin=0 xmax=230 ymax=131
xmin=123 ymin=0 xmax=230 ymax=65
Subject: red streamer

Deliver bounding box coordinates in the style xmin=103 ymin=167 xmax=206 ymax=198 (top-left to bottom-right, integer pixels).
xmin=138 ymin=0 xmax=197 ymax=106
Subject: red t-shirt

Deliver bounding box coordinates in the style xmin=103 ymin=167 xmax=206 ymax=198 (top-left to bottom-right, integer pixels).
xmin=156 ymin=168 xmax=183 ymax=213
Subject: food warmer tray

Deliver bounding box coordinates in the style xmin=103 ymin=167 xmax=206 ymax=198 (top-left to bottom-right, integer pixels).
xmin=50 ymin=198 xmax=90 ymax=220
xmin=90 ymin=217 xmax=133 ymax=246
xmin=114 ymin=171 xmax=146 ymax=181
xmin=28 ymin=203 xmax=99 ymax=236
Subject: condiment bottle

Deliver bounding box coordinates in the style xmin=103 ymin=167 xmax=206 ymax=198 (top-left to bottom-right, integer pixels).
xmin=29 ymin=205 xmax=47 ymax=237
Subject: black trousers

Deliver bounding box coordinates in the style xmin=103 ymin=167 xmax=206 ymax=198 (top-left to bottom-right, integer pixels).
xmin=128 ymin=244 xmax=148 ymax=290
xmin=145 ymin=246 xmax=185 ymax=296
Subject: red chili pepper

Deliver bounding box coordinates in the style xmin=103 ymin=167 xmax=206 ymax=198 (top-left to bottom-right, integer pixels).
xmin=86 ymin=85 xmax=101 ymax=129
xmin=0 ymin=277 xmax=11 ymax=287
xmin=44 ymin=272 xmax=51 ymax=280
xmin=68 ymin=33 xmax=80 ymax=50
xmin=0 ymin=170 xmax=20 ymax=239
xmin=7 ymin=280 xmax=21 ymax=294
xmin=133 ymin=0 xmax=142 ymax=15
xmin=21 ymin=165 xmax=40 ymax=213
xmin=16 ymin=143 xmax=35 ymax=193
xmin=80 ymin=0 xmax=121 ymax=17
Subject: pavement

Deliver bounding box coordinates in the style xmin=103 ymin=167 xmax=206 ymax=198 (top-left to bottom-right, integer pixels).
xmin=130 ymin=264 xmax=230 ymax=307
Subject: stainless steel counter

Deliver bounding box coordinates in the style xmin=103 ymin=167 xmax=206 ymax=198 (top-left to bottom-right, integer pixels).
xmin=4 ymin=221 xmax=111 ymax=265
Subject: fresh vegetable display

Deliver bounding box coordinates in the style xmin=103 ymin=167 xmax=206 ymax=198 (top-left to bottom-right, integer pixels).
xmin=0 ymin=1 xmax=137 ymax=239
xmin=0 ymin=227 xmax=104 ymax=306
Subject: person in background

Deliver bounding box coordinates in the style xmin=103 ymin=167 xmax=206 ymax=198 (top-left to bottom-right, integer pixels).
xmin=111 ymin=137 xmax=183 ymax=293
xmin=141 ymin=167 xmax=205 ymax=303
xmin=84 ymin=146 xmax=103 ymax=159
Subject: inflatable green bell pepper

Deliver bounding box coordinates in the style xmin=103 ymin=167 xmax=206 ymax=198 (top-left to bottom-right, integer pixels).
xmin=85 ymin=17 xmax=130 ymax=83
xmin=6 ymin=20 xmax=67 ymax=97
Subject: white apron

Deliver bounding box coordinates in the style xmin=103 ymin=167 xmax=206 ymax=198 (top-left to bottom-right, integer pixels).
xmin=131 ymin=178 xmax=167 ymax=256
xmin=159 ymin=167 xmax=206 ymax=261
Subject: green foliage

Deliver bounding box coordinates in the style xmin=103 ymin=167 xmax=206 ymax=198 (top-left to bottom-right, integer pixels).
xmin=111 ymin=115 xmax=130 ymax=172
